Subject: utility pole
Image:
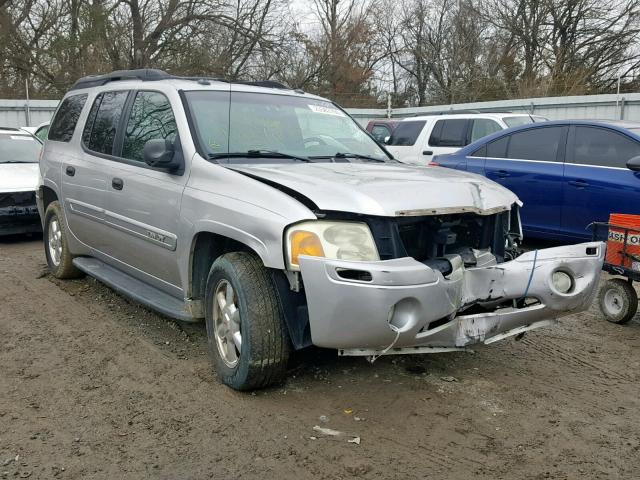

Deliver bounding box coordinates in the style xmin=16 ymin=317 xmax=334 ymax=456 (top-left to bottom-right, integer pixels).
xmin=386 ymin=92 xmax=392 ymax=119
xmin=24 ymin=78 xmax=31 ymax=127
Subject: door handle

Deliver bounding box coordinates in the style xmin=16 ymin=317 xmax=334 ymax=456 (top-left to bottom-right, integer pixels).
xmin=568 ymin=179 xmax=589 ymax=188
xmin=422 ymin=150 xmax=433 ymax=156
xmin=491 ymin=169 xmax=510 ymax=178
xmin=65 ymin=166 xmax=75 ymax=177
xmin=112 ymin=177 xmax=124 ymax=190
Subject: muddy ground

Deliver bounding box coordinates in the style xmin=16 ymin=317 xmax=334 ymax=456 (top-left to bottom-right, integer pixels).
xmin=1 ymin=236 xmax=639 ymax=479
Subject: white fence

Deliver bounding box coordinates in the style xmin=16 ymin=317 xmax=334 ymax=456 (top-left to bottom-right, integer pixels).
xmin=347 ymin=93 xmax=640 ymax=127
xmin=2 ymin=93 xmax=640 ymax=129
xmin=0 ymin=99 xmax=59 ymax=128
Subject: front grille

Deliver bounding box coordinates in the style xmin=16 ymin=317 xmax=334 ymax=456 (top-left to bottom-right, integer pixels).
xmin=365 ymin=211 xmax=509 ymax=263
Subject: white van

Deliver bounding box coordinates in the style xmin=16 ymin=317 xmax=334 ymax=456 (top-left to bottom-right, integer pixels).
xmin=385 ymin=113 xmax=546 ymax=165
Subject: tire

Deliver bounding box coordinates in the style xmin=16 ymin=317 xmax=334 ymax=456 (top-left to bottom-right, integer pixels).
xmin=43 ymin=201 xmax=82 ymax=279
xmin=598 ymin=278 xmax=638 ymax=324
xmin=204 ymin=252 xmax=290 ymax=390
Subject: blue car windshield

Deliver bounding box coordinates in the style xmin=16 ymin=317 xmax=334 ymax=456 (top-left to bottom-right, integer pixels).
xmin=185 ymin=90 xmax=390 ymax=163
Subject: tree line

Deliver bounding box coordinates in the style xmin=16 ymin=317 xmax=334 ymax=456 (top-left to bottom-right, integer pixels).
xmin=1 ymin=0 xmax=639 ymax=107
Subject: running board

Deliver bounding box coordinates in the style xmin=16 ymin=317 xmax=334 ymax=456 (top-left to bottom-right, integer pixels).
xmin=72 ymin=257 xmax=195 ymax=322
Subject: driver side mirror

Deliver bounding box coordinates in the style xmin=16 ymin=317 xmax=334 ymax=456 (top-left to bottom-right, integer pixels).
xmin=143 ymin=138 xmax=183 ymax=173
xmin=627 ymin=155 xmax=640 ymax=171
xmin=383 ymin=136 xmax=390 ymax=144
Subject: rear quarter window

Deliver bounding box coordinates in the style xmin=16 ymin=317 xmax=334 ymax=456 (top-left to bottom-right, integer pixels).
xmin=48 ymin=94 xmax=88 ymax=142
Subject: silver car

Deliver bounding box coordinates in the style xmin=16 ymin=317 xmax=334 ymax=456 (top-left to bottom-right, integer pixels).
xmin=37 ymin=69 xmax=605 ymax=390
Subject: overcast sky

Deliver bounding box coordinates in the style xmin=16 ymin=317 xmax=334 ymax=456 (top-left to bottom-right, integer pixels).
xmin=289 ymin=0 xmax=319 ymax=29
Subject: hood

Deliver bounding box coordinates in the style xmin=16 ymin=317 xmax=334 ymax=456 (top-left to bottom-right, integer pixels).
xmin=0 ymin=163 xmax=39 ymax=193
xmin=228 ymin=162 xmax=520 ymax=217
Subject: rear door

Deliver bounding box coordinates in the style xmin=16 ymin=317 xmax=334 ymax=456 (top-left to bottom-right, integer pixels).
xmin=562 ymin=125 xmax=640 ymax=239
xmin=50 ymin=92 xmax=110 ymax=250
xmin=484 ymin=126 xmax=568 ymax=236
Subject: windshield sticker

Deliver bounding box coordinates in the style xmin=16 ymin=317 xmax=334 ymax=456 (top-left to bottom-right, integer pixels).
xmin=308 ymin=104 xmax=346 ymax=117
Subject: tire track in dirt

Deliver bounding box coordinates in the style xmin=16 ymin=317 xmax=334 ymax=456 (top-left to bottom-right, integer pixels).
xmin=519 ymin=335 xmax=634 ymax=383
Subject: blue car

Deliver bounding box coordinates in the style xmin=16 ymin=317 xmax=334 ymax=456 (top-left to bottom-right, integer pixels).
xmin=435 ymin=120 xmax=640 ymax=242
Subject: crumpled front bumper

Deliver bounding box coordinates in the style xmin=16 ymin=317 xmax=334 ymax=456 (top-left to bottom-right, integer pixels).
xmin=298 ymin=242 xmax=604 ymax=352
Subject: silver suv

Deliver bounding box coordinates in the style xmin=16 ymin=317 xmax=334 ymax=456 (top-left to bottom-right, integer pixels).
xmin=38 ymin=69 xmax=605 ymax=390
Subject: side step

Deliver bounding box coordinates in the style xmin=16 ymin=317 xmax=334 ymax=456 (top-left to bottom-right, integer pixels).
xmin=72 ymin=257 xmax=195 ymax=322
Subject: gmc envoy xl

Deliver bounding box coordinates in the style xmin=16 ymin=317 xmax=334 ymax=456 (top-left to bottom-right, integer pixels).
xmin=38 ymin=69 xmax=604 ymax=390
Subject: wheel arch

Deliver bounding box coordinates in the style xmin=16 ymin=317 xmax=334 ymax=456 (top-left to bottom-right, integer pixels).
xmin=188 ymin=230 xmax=269 ymax=306
xmin=40 ymin=185 xmax=59 ymax=213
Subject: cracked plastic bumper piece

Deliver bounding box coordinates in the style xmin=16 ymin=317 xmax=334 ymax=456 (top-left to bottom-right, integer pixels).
xmin=298 ymin=242 xmax=605 ymax=352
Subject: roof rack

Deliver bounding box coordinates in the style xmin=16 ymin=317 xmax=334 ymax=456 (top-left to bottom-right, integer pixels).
xmin=70 ymin=68 xmax=292 ymax=91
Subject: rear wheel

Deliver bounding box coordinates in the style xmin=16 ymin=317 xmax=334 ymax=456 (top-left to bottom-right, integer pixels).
xmin=598 ymin=278 xmax=638 ymax=324
xmin=44 ymin=201 xmax=82 ymax=279
xmin=205 ymin=252 xmax=290 ymax=390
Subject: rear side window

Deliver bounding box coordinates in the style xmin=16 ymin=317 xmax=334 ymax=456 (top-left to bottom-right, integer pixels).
xmin=507 ymin=127 xmax=564 ymax=162
xmin=429 ymin=119 xmax=468 ymax=147
xmin=82 ymin=91 xmax=129 ymax=155
xmin=573 ymin=126 xmax=640 ymax=168
xmin=387 ymin=121 xmax=425 ymax=146
xmin=122 ymin=91 xmax=178 ymax=162
xmin=470 ymin=119 xmax=502 ymax=142
xmin=48 ymin=94 xmax=87 ymax=142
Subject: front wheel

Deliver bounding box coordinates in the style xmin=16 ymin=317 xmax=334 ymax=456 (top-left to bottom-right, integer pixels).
xmin=205 ymin=252 xmax=290 ymax=390
xmin=598 ymin=278 xmax=638 ymax=324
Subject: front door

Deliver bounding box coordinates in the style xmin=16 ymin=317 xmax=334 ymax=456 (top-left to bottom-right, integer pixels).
xmin=101 ymin=90 xmax=186 ymax=296
xmin=562 ymin=125 xmax=640 ymax=240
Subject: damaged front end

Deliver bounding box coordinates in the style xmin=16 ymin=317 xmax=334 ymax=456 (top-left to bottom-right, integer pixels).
xmin=297 ymin=206 xmax=604 ymax=356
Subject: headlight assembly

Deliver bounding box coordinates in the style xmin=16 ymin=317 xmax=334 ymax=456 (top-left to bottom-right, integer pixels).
xmin=286 ymin=221 xmax=379 ymax=270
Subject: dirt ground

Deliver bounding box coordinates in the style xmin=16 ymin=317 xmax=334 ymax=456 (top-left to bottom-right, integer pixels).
xmin=1 ymin=236 xmax=640 ymax=479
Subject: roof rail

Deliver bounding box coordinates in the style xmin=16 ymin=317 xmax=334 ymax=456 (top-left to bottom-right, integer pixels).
xmin=0 ymin=126 xmax=21 ymax=131
xmin=236 ymin=80 xmax=290 ymax=90
xmin=70 ymin=69 xmax=293 ymax=91
xmin=70 ymin=69 xmax=172 ymax=90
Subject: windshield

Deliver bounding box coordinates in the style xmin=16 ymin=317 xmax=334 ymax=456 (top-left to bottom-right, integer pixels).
xmin=185 ymin=90 xmax=390 ymax=163
xmin=0 ymin=134 xmax=41 ymax=163
xmin=503 ymin=116 xmax=535 ymax=128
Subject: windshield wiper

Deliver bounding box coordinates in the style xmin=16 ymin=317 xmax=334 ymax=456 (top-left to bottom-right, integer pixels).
xmin=310 ymin=152 xmax=387 ymax=163
xmin=208 ymin=150 xmax=310 ymax=162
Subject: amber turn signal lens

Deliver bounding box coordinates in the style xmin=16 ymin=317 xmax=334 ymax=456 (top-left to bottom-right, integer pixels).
xmin=289 ymin=230 xmax=325 ymax=266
